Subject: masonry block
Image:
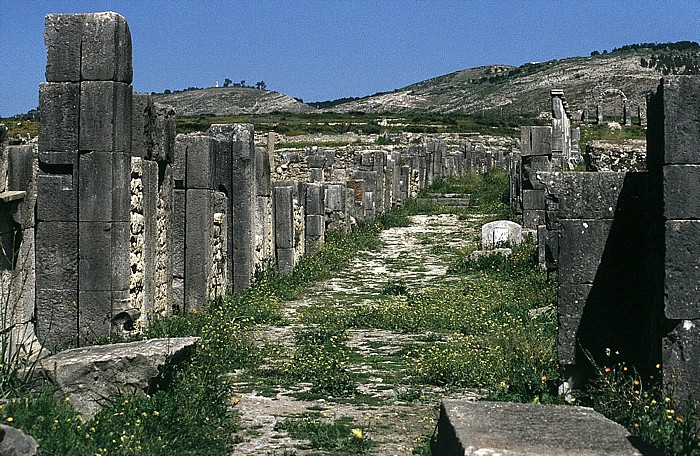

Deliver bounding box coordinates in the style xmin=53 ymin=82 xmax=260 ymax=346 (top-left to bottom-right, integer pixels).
xmin=309 ymin=168 xmax=324 ymax=183
xmin=663 ymin=320 xmax=700 ymax=407
xmin=522 ymin=209 xmax=545 ymax=227
xmin=173 ymin=135 xmax=188 ymax=188
xmin=274 ymin=186 xmax=294 ymax=249
xmin=305 ymin=183 xmax=324 ymax=215
xmin=44 ymin=14 xmax=82 ymax=82
xmin=36 ymin=221 xmax=78 ymax=289
xmin=256 ymin=146 xmax=271 ymax=196
xmin=185 ymin=189 xmax=212 ymax=311
xmin=38 ymin=82 xmax=80 ymax=153
xmin=276 ymin=248 xmax=295 ymax=275
xmin=80 ymin=12 xmax=133 ymax=83
xmin=78 ymin=222 xmax=112 ymax=290
xmin=665 ymin=220 xmax=700 ymax=319
xmin=111 ymin=221 xmax=131 ymax=294
xmin=171 ymin=189 xmax=185 ymax=277
xmin=664 ymin=165 xmax=700 ymax=219
xmin=325 ymin=183 xmax=346 ymax=213
xmin=308 ymin=152 xmax=326 ymax=169
xmin=212 ymin=136 xmax=232 ymax=194
xmin=184 ymin=135 xmax=216 ymax=189
xmin=522 ymin=189 xmax=545 ymax=210
xmin=659 ymin=77 xmax=700 ymax=165
xmin=305 ymin=215 xmax=324 ymax=237
xmin=130 ymin=93 xmax=154 ymax=159
xmin=36 ymin=288 xmax=78 ymax=351
xmin=231 ymin=125 xmax=255 ymax=292
xmin=152 ymin=103 xmax=176 ymax=163
xmin=6 ymin=145 xmax=34 ymax=194
xmin=521 ymin=126 xmax=552 ymax=157
xmin=79 ymin=81 xmax=132 ymax=153
xmin=78 ymin=289 xmax=111 ymax=343
xmin=558 ymin=283 xmax=592 ymax=365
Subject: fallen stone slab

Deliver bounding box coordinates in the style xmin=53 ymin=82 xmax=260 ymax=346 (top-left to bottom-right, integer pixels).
xmin=36 ymin=337 xmax=199 ymax=419
xmin=434 ymin=399 xmax=660 ymax=456
xmin=0 ymin=425 xmax=39 ymax=456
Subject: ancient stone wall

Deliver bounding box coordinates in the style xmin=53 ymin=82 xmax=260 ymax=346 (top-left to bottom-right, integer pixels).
xmin=584 ymin=139 xmax=647 ymax=172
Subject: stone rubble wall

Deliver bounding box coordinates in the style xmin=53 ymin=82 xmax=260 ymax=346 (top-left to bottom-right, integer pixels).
xmin=584 ymin=139 xmax=647 ymax=172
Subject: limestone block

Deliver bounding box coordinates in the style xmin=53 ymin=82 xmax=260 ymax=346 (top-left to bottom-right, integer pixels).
xmin=520 ymin=126 xmax=552 ymax=157
xmin=537 ymin=171 xmax=648 ymax=220
xmin=305 ymin=214 xmax=324 ymax=237
xmin=36 ymin=221 xmax=78 ymax=289
xmin=80 ymin=12 xmax=133 ymax=83
xmin=522 ymin=189 xmax=544 ymax=210
xmin=6 ymin=145 xmax=34 ymax=194
xmin=185 ymin=135 xmax=215 ymax=190
xmin=171 ymin=189 xmax=185 ymax=278
xmin=185 ymin=189 xmax=212 ymax=311
xmin=276 ymin=248 xmax=295 ymax=274
xmin=522 ymin=209 xmax=545 ymax=227
xmin=308 ymin=152 xmax=326 ymax=169
xmin=152 ymin=103 xmax=176 ymax=163
xmin=256 ymin=146 xmax=271 ymax=196
xmin=78 ymin=221 xmax=112 ymax=290
xmin=557 ymin=283 xmax=591 ymax=365
xmin=38 ymin=82 xmax=80 ymax=153
xmin=0 ymin=424 xmax=39 ymax=456
xmin=663 ymin=320 xmax=700 ymax=407
xmin=659 ymin=76 xmax=700 ymax=165
xmin=36 ymin=337 xmax=198 ymax=419
xmin=212 ymin=135 xmax=232 ymax=194
xmin=44 ymin=14 xmax=82 ymax=82
xmin=35 ymin=287 xmax=78 ymax=352
xmin=231 ymin=125 xmax=255 ymax=292
xmin=557 ymin=219 xmax=611 ymax=285
xmin=324 ymin=183 xmax=345 ymax=213
xmin=481 ymin=220 xmax=522 ymax=248
xmin=663 ymin=165 xmax=700 ymax=220
xmin=665 ymin=220 xmax=700 ymax=319
xmin=309 ymin=168 xmax=324 ymax=183
xmin=111 ymin=221 xmax=131 ymax=294
xmin=79 ymin=81 xmax=132 ymax=153
xmin=78 ymin=289 xmax=112 ymax=342
xmin=274 ymin=186 xmax=294 ymax=249
xmin=305 ymin=183 xmax=324 ymax=216
xmin=77 ymin=152 xmax=130 ymax=222
xmin=435 ymin=400 xmax=648 ymax=456
xmin=130 ymin=93 xmax=154 ymax=159
xmin=173 ymin=135 xmax=188 ymax=188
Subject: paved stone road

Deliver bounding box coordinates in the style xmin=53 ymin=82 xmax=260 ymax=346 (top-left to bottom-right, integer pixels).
xmin=230 ymin=214 xmax=483 ymax=455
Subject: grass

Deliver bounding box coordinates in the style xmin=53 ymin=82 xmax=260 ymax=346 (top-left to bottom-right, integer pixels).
xmin=274 ymin=413 xmax=375 ymax=454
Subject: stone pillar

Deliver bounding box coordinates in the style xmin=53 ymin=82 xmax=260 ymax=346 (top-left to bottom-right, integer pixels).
xmin=596 ymin=104 xmax=603 ymax=124
xmin=623 ymin=99 xmax=631 ymax=126
xmin=38 ymin=13 xmax=133 ymax=348
xmin=255 ymin=146 xmax=274 ymax=268
xmin=551 ymin=89 xmax=571 ymax=166
xmin=324 ymin=182 xmax=348 ymax=234
xmin=519 ymin=126 xmax=552 ymax=227
xmin=648 ymin=76 xmax=700 ymax=403
xmin=304 ymin=182 xmax=325 ymax=253
xmin=273 ymin=185 xmax=295 ymax=274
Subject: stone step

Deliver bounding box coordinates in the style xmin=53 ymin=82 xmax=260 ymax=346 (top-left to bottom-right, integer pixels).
xmin=433 ymin=399 xmax=661 ymax=456
xmin=417 ymin=197 xmax=471 ymax=207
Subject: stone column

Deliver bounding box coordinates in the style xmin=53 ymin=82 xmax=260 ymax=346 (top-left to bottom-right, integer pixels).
xmin=273 ymin=185 xmax=295 ymax=274
xmin=38 ymin=13 xmax=133 ymax=348
xmin=304 ymin=182 xmax=325 ymax=253
xmin=648 ymin=76 xmax=700 ymax=403
xmin=519 ymin=126 xmax=552 ymax=227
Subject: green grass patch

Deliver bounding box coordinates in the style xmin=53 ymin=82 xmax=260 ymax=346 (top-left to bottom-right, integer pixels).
xmin=274 ymin=413 xmax=375 ymax=454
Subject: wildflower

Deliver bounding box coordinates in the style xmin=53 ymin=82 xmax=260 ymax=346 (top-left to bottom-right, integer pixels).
xmin=676 ymin=416 xmax=684 ymax=423
xmin=5 ymin=417 xmax=13 ymax=423
xmin=604 ymin=367 xmax=611 ymax=373
xmin=351 ymin=428 xmax=364 ymax=440
xmin=540 ymin=375 xmax=547 ymax=382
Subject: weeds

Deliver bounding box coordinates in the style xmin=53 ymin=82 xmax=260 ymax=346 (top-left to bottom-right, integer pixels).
xmin=275 ymin=413 xmax=375 ymax=454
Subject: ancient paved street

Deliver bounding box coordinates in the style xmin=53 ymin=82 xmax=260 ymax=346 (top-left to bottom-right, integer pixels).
xmin=230 ymin=213 xmax=482 ymax=455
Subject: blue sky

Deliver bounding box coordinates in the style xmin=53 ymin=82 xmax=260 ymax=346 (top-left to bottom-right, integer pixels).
xmin=1 ymin=0 xmax=699 ymax=117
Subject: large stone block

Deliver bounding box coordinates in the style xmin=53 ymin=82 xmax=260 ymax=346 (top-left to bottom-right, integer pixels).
xmin=35 ymin=288 xmax=78 ymax=351
xmin=522 ymin=209 xmax=545 ymax=227
xmin=659 ymin=76 xmax=700 ymax=165
xmin=38 ymin=82 xmax=80 ymax=153
xmin=665 ymin=220 xmax=700 ymax=319
xmin=185 ymin=135 xmax=215 ymax=190
xmin=36 ymin=221 xmax=78 ymax=289
xmin=152 ymin=103 xmax=176 ymax=163
xmin=6 ymin=145 xmax=34 ymax=194
xmin=36 ymin=170 xmax=77 ymax=223
xmin=78 ymin=152 xmax=130 ymax=222
xmin=78 ymin=222 xmax=112 ymax=290
xmin=521 ymin=189 xmax=545 ymax=210
xmin=557 ymin=219 xmax=612 ymax=285
xmin=78 ymin=289 xmax=111 ymax=342
xmin=80 ymin=12 xmax=133 ymax=83
xmin=212 ymin=135 xmax=232 ymax=194
xmin=276 ymin=247 xmax=295 ymax=275
xmin=520 ymin=126 xmax=552 ymax=157
xmin=663 ymin=319 xmax=700 ymax=406
xmin=305 ymin=183 xmax=324 ymax=216
xmin=231 ymin=126 xmax=255 ymax=292
xmin=171 ymin=189 xmax=186 ymax=278
xmin=173 ymin=135 xmax=188 ymax=188
xmin=663 ymin=165 xmax=700 ymax=219
xmin=185 ymin=189 xmax=212 ymax=311
xmin=305 ymin=214 xmax=325 ymax=238
xmin=558 ymin=283 xmax=592 ymax=365
xmin=130 ymin=93 xmax=154 ymax=159
xmin=538 ymin=171 xmax=648 ymax=220
xmin=274 ymin=186 xmax=294 ymax=249
xmin=325 ymin=183 xmax=346 ymax=213
xmin=111 ymin=221 xmax=131 ymax=293
xmin=79 ymin=81 xmax=132 ymax=153
xmin=44 ymin=14 xmax=83 ymax=82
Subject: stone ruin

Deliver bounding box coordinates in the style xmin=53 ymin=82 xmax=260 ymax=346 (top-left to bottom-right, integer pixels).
xmin=0 ymin=12 xmax=510 ymax=353
xmin=512 ymin=76 xmax=700 ymax=402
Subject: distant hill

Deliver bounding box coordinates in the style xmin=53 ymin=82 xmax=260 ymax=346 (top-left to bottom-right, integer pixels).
xmin=324 ymin=42 xmax=700 ymax=117
xmin=155 ymin=42 xmax=700 ymax=118
xmin=154 ymin=87 xmax=315 ymax=115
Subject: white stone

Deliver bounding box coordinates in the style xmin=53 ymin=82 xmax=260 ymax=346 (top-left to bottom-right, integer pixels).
xmin=481 ymin=220 xmax=522 ymax=248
